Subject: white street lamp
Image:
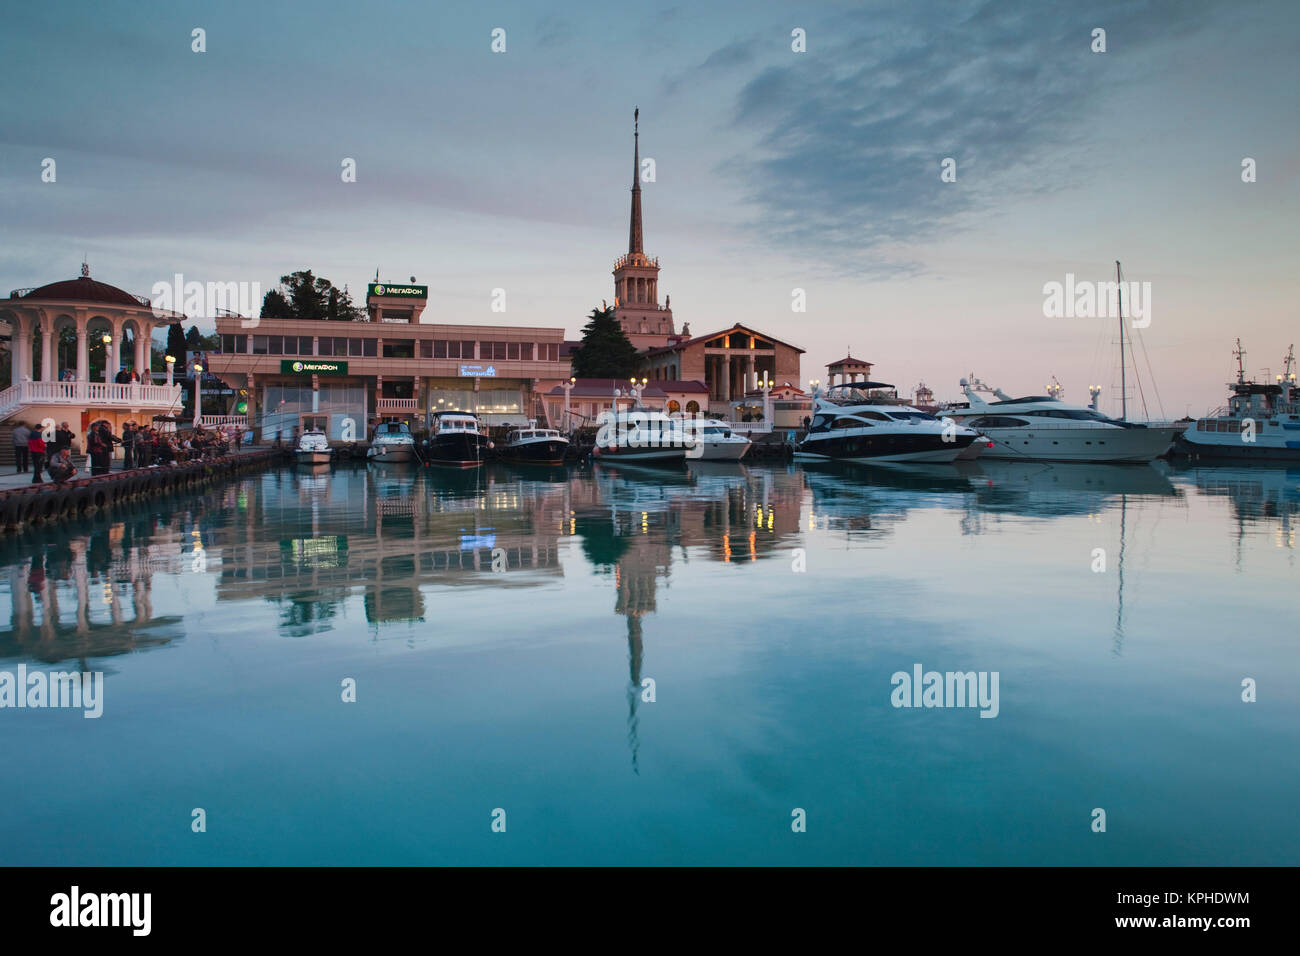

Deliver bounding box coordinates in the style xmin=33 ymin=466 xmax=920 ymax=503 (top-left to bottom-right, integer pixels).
xmin=563 ymin=376 xmax=576 ymax=433
xmin=165 ymin=354 xmax=176 ymax=386
xmin=101 ymin=333 xmax=113 ymax=384
xmin=192 ymin=362 xmax=204 ymax=427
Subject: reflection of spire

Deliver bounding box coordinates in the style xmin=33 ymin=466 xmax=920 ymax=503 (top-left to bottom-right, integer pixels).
xmin=625 ymin=614 xmax=643 ymax=775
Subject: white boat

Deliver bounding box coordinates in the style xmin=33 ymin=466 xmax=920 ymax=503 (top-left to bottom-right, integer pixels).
xmin=295 ymin=428 xmax=331 ymax=465
xmin=795 ymin=382 xmax=978 ymax=463
xmin=942 ymin=376 xmax=1178 ymax=463
xmin=1174 ymin=342 xmax=1300 ymax=462
xmin=672 ymin=416 xmax=752 ymax=460
xmin=593 ymin=410 xmax=698 ymax=465
xmin=367 ymin=420 xmax=416 ymax=463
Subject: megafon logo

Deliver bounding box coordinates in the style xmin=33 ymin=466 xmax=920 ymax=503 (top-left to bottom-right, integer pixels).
xmin=374 ymin=284 xmax=385 ymax=295
xmin=151 ymin=273 xmax=261 ymax=328
xmin=292 ymin=362 xmax=305 ymax=372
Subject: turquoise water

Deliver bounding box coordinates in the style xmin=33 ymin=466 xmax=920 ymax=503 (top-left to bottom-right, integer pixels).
xmin=1 ymin=460 xmax=1296 ymax=865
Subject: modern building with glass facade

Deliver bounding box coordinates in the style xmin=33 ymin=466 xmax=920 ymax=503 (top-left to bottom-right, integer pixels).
xmin=210 ymin=283 xmax=568 ymax=441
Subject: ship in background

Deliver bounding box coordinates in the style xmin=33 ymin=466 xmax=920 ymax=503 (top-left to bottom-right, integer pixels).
xmin=1174 ymin=342 xmax=1300 ymax=462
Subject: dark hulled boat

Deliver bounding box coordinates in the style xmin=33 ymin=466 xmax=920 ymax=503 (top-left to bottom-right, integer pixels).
xmin=501 ymin=424 xmax=569 ymax=465
xmin=423 ymin=411 xmax=490 ymax=467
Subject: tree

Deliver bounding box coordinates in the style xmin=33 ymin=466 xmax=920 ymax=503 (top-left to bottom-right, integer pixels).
xmin=185 ymin=326 xmax=203 ymax=351
xmin=166 ymin=322 xmax=187 ymax=360
xmin=570 ymin=306 xmax=642 ymax=379
xmin=260 ymin=269 xmax=363 ymax=321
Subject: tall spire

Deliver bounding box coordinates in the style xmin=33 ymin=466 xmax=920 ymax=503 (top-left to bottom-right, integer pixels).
xmin=628 ymin=107 xmax=643 ymax=255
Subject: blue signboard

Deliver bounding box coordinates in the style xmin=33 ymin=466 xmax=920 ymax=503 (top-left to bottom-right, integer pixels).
xmin=459 ymin=365 xmax=497 ymax=377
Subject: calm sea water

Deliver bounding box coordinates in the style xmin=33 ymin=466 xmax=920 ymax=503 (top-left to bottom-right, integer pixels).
xmin=1 ymin=460 xmax=1296 ymax=866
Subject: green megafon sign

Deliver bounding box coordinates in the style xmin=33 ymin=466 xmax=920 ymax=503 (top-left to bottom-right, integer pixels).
xmin=368 ymin=283 xmax=427 ymax=298
xmin=282 ymin=360 xmax=348 ymax=375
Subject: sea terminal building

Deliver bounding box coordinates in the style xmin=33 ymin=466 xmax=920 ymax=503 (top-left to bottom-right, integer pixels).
xmin=210 ymin=283 xmax=568 ymax=441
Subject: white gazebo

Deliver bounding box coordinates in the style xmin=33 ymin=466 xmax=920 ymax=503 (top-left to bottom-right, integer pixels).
xmin=0 ymin=265 xmax=184 ymax=451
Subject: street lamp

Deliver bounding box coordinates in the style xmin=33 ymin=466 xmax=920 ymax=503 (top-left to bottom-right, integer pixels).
xmin=563 ymin=376 xmax=576 ymax=433
xmin=101 ymin=333 xmax=113 ymax=383
xmin=755 ymin=375 xmax=774 ymax=427
xmin=192 ymin=362 xmax=204 ymax=427
xmin=629 ymin=376 xmax=648 ymax=409
xmin=165 ymin=354 xmax=176 ymax=386
xmin=1088 ymin=384 xmax=1102 ymax=411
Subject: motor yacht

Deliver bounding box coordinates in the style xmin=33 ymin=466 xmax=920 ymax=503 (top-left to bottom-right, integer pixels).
xmin=423 ymin=411 xmax=490 ymax=467
xmin=366 ymin=420 xmax=416 ymax=464
xmin=795 ymin=382 xmax=978 ymax=463
xmin=672 ymin=416 xmax=751 ymax=460
xmin=501 ymin=422 xmax=569 ymax=465
xmin=1174 ymin=342 xmax=1300 ymax=462
xmin=593 ymin=410 xmax=698 ymax=465
xmin=295 ymin=428 xmax=331 ymax=465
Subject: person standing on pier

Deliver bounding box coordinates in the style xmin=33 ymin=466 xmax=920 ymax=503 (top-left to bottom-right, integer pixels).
xmin=87 ymin=423 xmax=118 ymax=476
xmin=122 ymin=422 xmax=136 ymax=469
xmin=11 ymin=422 xmax=30 ymax=473
xmin=54 ymin=421 xmax=74 ymax=455
xmin=27 ymin=428 xmax=46 ymax=483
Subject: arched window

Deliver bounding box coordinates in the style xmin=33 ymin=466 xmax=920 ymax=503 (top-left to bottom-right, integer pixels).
xmin=686 ymin=400 xmax=700 ymax=414
xmin=667 ymin=400 xmax=680 ymax=413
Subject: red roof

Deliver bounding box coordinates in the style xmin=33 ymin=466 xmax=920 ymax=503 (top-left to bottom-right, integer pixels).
xmin=643 ymin=323 xmax=805 ymax=357
xmin=827 ymin=355 xmax=872 ymax=368
xmin=19 ymin=276 xmax=146 ymax=307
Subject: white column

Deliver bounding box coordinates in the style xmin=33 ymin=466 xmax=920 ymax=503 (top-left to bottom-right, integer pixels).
xmin=41 ymin=325 xmax=54 ymax=381
xmin=76 ymin=324 xmax=88 ymax=382
xmin=109 ymin=320 xmax=122 ymax=380
xmin=134 ymin=323 xmax=147 ymax=377
xmin=10 ymin=318 xmax=26 ymax=386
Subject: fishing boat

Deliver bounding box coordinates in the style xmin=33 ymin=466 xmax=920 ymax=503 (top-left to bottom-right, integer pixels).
xmin=795 ymin=382 xmax=978 ymax=463
xmin=423 ymin=411 xmax=490 ymax=467
xmin=592 ymin=410 xmax=697 ymax=465
xmin=295 ymin=428 xmax=331 ymax=465
xmin=1174 ymin=342 xmax=1300 ymax=461
xmin=366 ymin=420 xmax=416 ymax=464
xmin=501 ymin=422 xmax=569 ymax=465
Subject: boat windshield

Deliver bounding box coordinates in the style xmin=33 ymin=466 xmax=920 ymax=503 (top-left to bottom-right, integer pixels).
xmin=885 ymin=411 xmax=937 ymax=421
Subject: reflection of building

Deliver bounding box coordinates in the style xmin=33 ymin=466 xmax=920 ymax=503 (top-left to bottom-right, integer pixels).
xmin=213 ymin=467 xmax=568 ymax=632
xmin=1 ymin=528 xmax=181 ymax=665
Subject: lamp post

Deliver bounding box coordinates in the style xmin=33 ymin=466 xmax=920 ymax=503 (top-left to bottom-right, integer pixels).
xmin=563 ymin=376 xmax=576 ymax=433
xmin=755 ymin=375 xmax=774 ymax=428
xmin=1088 ymin=384 xmax=1102 ymax=411
xmin=165 ymin=354 xmax=175 ymax=387
xmin=192 ymin=362 xmax=204 ymax=427
xmin=630 ymin=376 xmax=648 ymax=409
xmin=101 ymin=333 xmax=113 ymax=384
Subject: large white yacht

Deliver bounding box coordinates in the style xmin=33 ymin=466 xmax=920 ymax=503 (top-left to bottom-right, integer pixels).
xmin=671 ymin=416 xmax=752 ymax=461
xmin=593 ymin=410 xmax=700 ymax=464
xmin=942 ymin=376 xmax=1177 ymax=463
xmin=795 ymin=382 xmax=978 ymax=463
xmin=1174 ymin=343 xmax=1300 ymax=462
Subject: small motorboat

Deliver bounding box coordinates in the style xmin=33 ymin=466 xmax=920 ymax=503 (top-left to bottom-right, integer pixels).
xmin=295 ymin=428 xmax=332 ymax=465
xmin=367 ymin=420 xmax=416 ymax=464
xmin=501 ymin=422 xmax=569 ymax=465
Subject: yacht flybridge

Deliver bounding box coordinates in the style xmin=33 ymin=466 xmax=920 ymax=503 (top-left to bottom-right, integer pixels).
xmin=942 ymin=376 xmax=1177 ymax=463
xmin=795 ymin=382 xmax=978 ymax=463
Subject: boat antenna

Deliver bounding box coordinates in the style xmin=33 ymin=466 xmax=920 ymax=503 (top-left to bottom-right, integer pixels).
xmin=1117 ymin=260 xmax=1127 ymax=421
xmin=1234 ymin=338 xmax=1247 ymax=384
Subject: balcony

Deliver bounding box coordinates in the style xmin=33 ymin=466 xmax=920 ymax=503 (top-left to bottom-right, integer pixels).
xmin=0 ymin=380 xmax=184 ymax=420
xmin=377 ymin=398 xmax=418 ymax=412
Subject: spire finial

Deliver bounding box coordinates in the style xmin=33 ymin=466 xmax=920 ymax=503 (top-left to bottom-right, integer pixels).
xmin=628 ymin=107 xmax=644 ymax=254
xmin=81 ymin=260 xmax=89 ymax=278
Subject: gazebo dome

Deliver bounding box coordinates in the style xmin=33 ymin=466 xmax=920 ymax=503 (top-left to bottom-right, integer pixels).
xmin=19 ymin=274 xmax=145 ymax=307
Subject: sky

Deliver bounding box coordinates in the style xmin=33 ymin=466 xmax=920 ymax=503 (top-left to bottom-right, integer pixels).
xmin=1 ymin=0 xmax=1297 ymax=416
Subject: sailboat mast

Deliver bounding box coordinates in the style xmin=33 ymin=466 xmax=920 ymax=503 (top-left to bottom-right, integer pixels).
xmin=1117 ymin=260 xmax=1127 ymax=420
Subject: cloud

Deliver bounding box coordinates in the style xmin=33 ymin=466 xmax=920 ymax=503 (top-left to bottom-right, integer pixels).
xmin=722 ymin=0 xmax=1226 ymax=275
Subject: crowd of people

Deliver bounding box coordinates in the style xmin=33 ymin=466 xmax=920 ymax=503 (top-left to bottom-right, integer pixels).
xmin=10 ymin=420 xmax=242 ymax=485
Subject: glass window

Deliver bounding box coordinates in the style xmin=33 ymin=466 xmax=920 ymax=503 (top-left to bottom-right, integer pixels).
xmin=507 ymin=342 xmax=520 ymax=360
xmin=300 ymin=337 xmax=315 ymax=355
xmin=434 ymin=340 xmax=448 ymax=359
xmin=520 ymin=343 xmax=534 ymax=361
xmin=419 ymin=340 xmax=433 ymax=358
xmin=383 ymin=340 xmax=414 ymax=359
xmin=268 ymin=336 xmax=283 ymax=355
xmin=252 ymin=336 xmax=268 ymax=355
xmin=318 ymin=338 xmax=333 ymax=356
xmin=349 ymin=338 xmax=364 ymax=356
xmin=363 ymin=338 xmax=377 ymax=357
xmin=462 ymin=341 xmax=476 ymax=360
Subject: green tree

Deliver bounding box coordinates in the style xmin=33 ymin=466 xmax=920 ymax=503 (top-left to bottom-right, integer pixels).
xmin=260 ymin=270 xmax=362 ymax=321
xmin=185 ymin=326 xmax=203 ymax=351
xmin=570 ymin=306 xmax=642 ymax=379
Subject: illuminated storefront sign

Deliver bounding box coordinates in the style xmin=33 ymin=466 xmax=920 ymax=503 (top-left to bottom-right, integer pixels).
xmin=281 ymin=360 xmax=348 ymax=375
xmin=459 ymin=365 xmax=497 ymax=377
xmin=368 ymin=283 xmax=427 ymax=298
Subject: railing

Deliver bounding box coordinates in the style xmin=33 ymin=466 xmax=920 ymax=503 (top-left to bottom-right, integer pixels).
xmin=376 ymin=398 xmax=418 ymax=411
xmin=0 ymin=380 xmax=183 ymax=415
xmin=6 ymin=287 xmax=151 ymax=307
xmin=200 ymin=415 xmax=248 ymax=427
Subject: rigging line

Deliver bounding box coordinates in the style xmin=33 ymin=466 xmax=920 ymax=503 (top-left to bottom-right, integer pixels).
xmin=1135 ymin=326 xmax=1167 ymax=420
